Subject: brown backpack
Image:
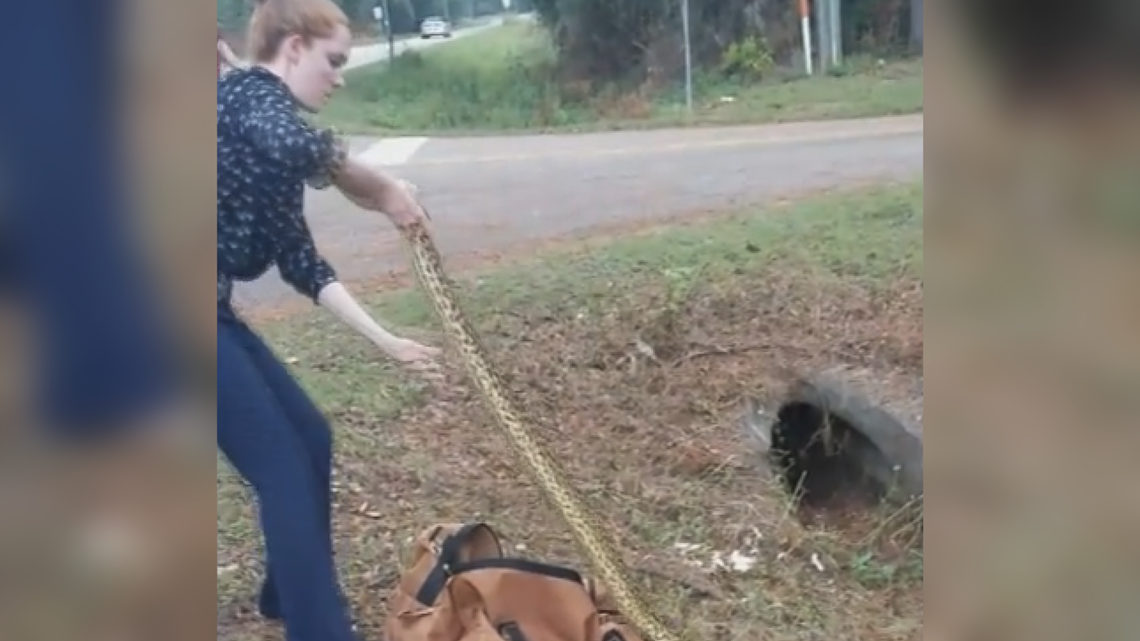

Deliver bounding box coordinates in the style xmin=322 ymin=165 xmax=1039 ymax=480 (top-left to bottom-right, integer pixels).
xmin=384 ymin=522 xmax=647 ymax=641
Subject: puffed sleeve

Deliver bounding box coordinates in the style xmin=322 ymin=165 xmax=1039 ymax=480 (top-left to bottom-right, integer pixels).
xmin=235 ymin=81 xmax=347 ymax=189
xmin=273 ymin=209 xmax=339 ymax=302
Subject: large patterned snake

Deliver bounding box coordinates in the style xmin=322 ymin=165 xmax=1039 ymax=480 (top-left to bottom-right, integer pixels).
xmin=401 ymin=221 xmax=683 ymax=641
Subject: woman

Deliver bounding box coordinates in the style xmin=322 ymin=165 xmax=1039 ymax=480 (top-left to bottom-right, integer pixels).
xmin=217 ymin=0 xmax=439 ymax=639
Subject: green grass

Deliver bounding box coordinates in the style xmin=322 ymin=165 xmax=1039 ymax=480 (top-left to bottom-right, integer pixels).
xmin=219 ymin=182 xmax=924 ymax=640
xmin=347 ymin=183 xmax=921 ymax=328
xmin=319 ymin=21 xmax=924 ymax=135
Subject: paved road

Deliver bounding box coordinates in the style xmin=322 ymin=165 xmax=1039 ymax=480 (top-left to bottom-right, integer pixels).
xmin=346 ymin=18 xmax=509 ymax=70
xmin=233 ymin=115 xmax=923 ymax=313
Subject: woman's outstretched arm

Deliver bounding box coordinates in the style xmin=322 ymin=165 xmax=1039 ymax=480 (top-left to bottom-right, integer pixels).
xmin=316 ymin=282 xmax=400 ymax=348
xmin=271 ymin=203 xmax=439 ymax=369
xmin=316 ymin=282 xmax=439 ymax=368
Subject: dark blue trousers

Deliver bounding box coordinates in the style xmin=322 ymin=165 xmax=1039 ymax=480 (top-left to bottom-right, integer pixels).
xmin=217 ymin=311 xmax=356 ymax=641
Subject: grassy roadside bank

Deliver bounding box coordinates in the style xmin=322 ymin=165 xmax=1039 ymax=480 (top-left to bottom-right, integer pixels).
xmin=219 ymin=182 xmax=924 ymax=640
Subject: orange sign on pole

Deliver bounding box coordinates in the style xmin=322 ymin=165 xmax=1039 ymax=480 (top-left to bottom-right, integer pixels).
xmin=798 ymin=0 xmax=814 ymax=74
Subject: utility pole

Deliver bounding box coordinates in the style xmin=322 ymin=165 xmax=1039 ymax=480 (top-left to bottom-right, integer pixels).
xmin=815 ymin=0 xmax=830 ymax=73
xmin=829 ymin=0 xmax=842 ymax=67
xmin=910 ymin=0 xmax=923 ymax=53
xmin=384 ymin=0 xmax=395 ymax=62
xmin=681 ymin=0 xmax=693 ymax=113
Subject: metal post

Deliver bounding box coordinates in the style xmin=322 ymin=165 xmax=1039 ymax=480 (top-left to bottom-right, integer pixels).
xmin=814 ymin=0 xmax=829 ymax=73
xmin=798 ymin=0 xmax=813 ymax=76
xmin=681 ymin=0 xmax=693 ymax=113
xmin=385 ymin=0 xmax=395 ymax=63
xmin=910 ymin=0 xmax=923 ymax=53
xmin=829 ymin=0 xmax=842 ymax=66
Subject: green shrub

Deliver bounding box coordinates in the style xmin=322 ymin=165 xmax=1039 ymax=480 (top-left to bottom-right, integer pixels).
xmin=321 ymin=24 xmax=594 ymax=131
xmin=721 ymin=36 xmax=776 ymax=81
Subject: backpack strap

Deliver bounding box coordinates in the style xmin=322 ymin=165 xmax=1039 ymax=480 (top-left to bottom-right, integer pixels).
xmin=413 ymin=522 xmax=502 ymax=606
xmin=417 ymin=556 xmax=585 ymax=605
xmin=452 ymin=557 xmax=583 ymax=583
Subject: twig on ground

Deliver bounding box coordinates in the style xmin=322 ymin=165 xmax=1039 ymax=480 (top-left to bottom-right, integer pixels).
xmin=669 ymin=342 xmax=770 ymax=368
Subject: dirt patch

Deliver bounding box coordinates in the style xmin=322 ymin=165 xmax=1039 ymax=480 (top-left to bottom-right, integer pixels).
xmin=219 ymin=267 xmax=923 ymax=640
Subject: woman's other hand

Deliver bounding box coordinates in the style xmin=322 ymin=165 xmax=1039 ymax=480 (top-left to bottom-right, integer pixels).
xmin=386 ymin=337 xmax=442 ymax=377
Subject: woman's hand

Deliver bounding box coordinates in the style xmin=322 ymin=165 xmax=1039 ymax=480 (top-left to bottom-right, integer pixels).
xmin=342 ymin=178 xmax=426 ymax=228
xmin=377 ymin=180 xmax=428 ymax=229
xmin=335 ymin=158 xmax=429 ymax=228
xmin=386 ymin=337 xmax=442 ymax=377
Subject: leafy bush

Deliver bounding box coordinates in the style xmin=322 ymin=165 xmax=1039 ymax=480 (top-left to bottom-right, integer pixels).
xmin=721 ymin=36 xmax=776 ymax=81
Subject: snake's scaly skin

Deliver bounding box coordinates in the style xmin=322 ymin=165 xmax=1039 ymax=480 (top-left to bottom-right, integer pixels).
xmin=402 ymin=223 xmax=682 ymax=641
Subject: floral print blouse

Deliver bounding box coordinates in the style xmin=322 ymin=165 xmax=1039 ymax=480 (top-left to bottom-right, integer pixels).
xmin=216 ymin=67 xmax=347 ymax=315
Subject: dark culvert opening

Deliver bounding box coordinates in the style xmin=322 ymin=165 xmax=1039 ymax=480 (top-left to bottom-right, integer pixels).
xmin=770 ymin=401 xmax=890 ymax=510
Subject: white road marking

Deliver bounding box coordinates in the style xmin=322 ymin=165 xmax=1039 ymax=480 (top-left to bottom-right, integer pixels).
xmin=357 ymin=136 xmax=430 ymax=167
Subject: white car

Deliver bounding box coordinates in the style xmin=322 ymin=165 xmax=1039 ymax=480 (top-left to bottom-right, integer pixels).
xmin=420 ymin=16 xmax=452 ymax=39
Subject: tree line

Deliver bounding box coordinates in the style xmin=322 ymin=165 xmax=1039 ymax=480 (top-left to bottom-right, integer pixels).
xmin=531 ymin=0 xmax=919 ymax=84
xmin=218 ymin=0 xmax=917 ymax=82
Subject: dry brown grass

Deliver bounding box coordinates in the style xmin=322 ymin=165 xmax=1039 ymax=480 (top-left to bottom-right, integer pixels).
xmin=218 ymin=182 xmax=924 ymax=640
